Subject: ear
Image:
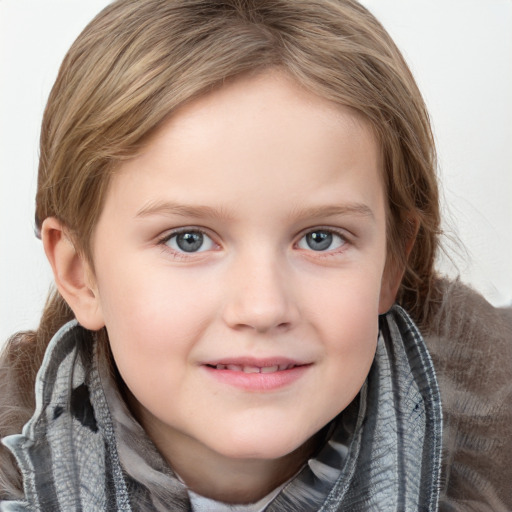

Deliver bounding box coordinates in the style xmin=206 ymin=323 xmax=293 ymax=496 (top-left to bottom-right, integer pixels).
xmin=42 ymin=217 xmax=105 ymax=330
xmin=378 ymin=217 xmax=419 ymax=314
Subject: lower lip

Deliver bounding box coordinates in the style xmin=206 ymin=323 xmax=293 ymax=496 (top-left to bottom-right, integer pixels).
xmin=202 ymin=365 xmax=310 ymax=392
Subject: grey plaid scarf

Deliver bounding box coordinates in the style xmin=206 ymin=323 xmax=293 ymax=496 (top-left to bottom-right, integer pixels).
xmin=1 ymin=305 xmax=442 ymax=511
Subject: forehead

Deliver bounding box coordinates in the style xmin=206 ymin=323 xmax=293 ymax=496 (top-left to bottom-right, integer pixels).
xmin=103 ymin=71 xmax=384 ymax=225
xmin=157 ymin=70 xmax=378 ymax=163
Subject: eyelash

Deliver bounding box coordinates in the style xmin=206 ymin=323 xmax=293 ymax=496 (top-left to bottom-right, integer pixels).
xmin=295 ymin=227 xmax=349 ymax=257
xmin=157 ymin=228 xmax=217 ymax=260
xmin=156 ymin=226 xmax=351 ymax=259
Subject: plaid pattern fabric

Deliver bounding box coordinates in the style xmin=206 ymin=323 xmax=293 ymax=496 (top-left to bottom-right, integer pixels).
xmin=1 ymin=305 xmax=442 ymax=511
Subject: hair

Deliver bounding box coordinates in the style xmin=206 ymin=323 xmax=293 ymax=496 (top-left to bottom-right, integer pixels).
xmin=1 ymin=0 xmax=440 ymax=497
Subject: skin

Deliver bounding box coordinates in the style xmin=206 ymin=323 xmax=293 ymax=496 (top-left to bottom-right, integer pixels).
xmin=43 ymin=70 xmax=401 ymax=503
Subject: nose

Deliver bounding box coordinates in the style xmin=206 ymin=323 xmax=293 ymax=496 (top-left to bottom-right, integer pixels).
xmin=222 ymin=252 xmax=299 ymax=333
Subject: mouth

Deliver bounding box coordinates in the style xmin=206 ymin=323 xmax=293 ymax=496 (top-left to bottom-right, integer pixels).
xmin=205 ymin=363 xmax=299 ymax=374
xmin=202 ymin=359 xmax=310 ymax=391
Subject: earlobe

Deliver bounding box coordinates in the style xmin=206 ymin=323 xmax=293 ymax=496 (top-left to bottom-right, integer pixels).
xmin=42 ymin=217 xmax=105 ymax=330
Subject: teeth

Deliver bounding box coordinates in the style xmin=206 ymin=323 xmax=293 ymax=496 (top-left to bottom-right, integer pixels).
xmin=243 ymin=366 xmax=261 ymax=374
xmin=213 ymin=363 xmax=297 ymax=373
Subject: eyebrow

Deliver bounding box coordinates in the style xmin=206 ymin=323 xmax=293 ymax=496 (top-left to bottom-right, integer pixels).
xmin=288 ymin=204 xmax=375 ymax=221
xmin=135 ymin=200 xmax=233 ymax=220
xmin=135 ymin=200 xmax=374 ymax=221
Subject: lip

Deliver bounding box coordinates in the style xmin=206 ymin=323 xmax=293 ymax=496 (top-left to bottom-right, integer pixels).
xmin=201 ymin=357 xmax=312 ymax=392
xmin=204 ymin=357 xmax=305 ymax=368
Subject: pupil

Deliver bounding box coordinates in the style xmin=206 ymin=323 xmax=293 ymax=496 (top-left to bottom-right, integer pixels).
xmin=306 ymin=231 xmax=332 ymax=251
xmin=176 ymin=232 xmax=203 ymax=252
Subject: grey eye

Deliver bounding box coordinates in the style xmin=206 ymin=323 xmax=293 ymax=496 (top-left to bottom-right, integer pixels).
xmin=298 ymin=230 xmax=345 ymax=252
xmin=166 ymin=231 xmax=215 ymax=253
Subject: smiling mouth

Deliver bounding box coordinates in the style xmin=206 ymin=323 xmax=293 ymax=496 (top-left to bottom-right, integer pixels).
xmin=206 ymin=363 xmax=299 ymax=374
xmin=203 ymin=361 xmax=310 ymax=390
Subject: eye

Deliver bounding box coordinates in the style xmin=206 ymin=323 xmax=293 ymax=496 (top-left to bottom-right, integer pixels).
xmin=164 ymin=230 xmax=216 ymax=253
xmin=297 ymin=229 xmax=346 ymax=252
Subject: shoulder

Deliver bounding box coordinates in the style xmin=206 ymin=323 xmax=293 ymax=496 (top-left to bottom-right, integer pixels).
xmin=0 ymin=332 xmax=41 ymax=501
xmin=422 ymin=277 xmax=512 ymax=510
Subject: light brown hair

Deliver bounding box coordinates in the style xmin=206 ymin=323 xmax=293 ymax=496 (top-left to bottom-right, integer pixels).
xmin=1 ymin=0 xmax=440 ymax=497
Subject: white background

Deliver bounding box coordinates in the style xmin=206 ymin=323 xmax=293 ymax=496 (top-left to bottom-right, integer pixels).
xmin=1 ymin=0 xmax=511 ymax=344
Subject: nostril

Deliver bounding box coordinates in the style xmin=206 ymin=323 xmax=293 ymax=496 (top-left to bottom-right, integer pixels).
xmin=221 ymin=275 xmax=299 ymax=332
xmin=250 ymin=321 xmax=292 ymax=334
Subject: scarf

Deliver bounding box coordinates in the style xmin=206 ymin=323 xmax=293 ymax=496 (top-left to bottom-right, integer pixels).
xmin=1 ymin=305 xmax=442 ymax=511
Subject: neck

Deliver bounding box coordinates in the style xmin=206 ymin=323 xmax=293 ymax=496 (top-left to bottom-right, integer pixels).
xmin=127 ymin=393 xmax=327 ymax=504
xmin=168 ymin=431 xmax=322 ymax=504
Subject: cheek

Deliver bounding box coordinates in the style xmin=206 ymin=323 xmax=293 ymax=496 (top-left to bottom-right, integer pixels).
xmin=98 ymin=280 xmax=210 ymax=410
xmin=305 ymin=265 xmax=383 ymax=330
xmin=303 ymin=268 xmax=381 ymax=386
xmin=315 ymin=305 xmax=379 ymax=424
xmin=97 ymin=257 xmax=212 ymax=330
xmin=94 ymin=263 xmax=219 ymax=387
xmin=321 ymin=299 xmax=379 ymax=382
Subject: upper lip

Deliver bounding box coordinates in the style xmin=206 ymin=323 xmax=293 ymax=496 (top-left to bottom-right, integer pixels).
xmin=202 ymin=357 xmax=308 ymax=368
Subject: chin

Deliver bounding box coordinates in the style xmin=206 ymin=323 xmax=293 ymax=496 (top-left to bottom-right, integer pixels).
xmin=210 ymin=427 xmax=315 ymax=461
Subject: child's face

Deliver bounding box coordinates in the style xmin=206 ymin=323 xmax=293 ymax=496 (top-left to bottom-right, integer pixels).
xmin=88 ymin=71 xmax=394 ymax=467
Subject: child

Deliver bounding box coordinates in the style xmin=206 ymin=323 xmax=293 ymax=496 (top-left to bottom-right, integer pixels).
xmin=1 ymin=1 xmax=510 ymax=510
